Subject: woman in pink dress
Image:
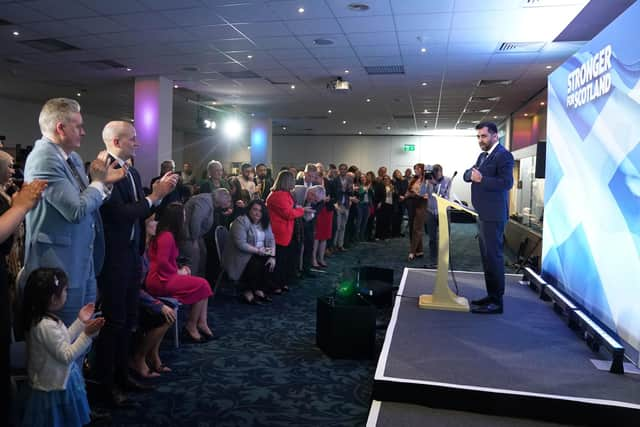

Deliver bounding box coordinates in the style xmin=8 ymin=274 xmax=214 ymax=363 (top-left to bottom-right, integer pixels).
xmin=145 ymin=202 xmax=213 ymax=343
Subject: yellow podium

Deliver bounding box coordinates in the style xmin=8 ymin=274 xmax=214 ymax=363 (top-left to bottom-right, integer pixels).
xmin=418 ymin=195 xmax=478 ymax=312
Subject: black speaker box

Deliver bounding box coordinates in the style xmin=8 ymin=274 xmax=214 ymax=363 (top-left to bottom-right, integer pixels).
xmin=316 ymin=296 xmax=376 ymax=359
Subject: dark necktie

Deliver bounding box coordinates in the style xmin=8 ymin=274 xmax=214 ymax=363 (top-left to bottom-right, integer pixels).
xmin=477 ymin=152 xmax=488 ymax=167
xmin=66 ymin=157 xmax=87 ymax=191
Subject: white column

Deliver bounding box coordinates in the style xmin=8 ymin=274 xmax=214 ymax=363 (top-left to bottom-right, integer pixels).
xmin=134 ymin=76 xmax=173 ymax=186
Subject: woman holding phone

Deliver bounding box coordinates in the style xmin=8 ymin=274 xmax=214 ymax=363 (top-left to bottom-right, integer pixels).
xmin=222 ymin=199 xmax=276 ymax=304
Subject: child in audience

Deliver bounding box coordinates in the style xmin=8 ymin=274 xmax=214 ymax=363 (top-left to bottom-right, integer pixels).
xmin=21 ymin=268 xmax=104 ymax=427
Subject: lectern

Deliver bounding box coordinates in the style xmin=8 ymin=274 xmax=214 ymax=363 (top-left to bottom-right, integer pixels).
xmin=418 ymin=194 xmax=478 ymax=312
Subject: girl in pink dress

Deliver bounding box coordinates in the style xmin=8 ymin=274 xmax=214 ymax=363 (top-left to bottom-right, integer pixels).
xmin=145 ymin=203 xmax=213 ymax=343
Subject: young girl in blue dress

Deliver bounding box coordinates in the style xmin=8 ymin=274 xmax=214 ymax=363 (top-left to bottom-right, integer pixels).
xmin=21 ymin=268 xmax=105 ymax=427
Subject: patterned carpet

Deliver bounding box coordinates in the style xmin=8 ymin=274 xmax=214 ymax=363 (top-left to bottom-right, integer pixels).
xmin=110 ymin=223 xmax=516 ymax=426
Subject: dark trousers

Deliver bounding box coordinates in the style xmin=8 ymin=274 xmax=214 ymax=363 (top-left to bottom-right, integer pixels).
xmin=477 ymin=220 xmax=506 ymax=304
xmin=94 ymin=245 xmax=141 ymax=386
xmin=239 ymin=255 xmax=274 ymax=292
xmin=392 ymin=202 xmax=404 ymax=237
xmin=426 ymin=210 xmax=438 ymax=261
xmin=405 ymin=198 xmax=416 ymax=244
xmin=302 ymin=219 xmax=316 ymax=273
xmin=375 ymin=203 xmax=393 ymax=239
xmin=275 ymin=243 xmax=295 ymax=288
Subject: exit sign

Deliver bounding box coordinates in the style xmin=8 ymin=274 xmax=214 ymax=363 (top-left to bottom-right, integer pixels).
xmin=403 ymin=144 xmax=415 ymax=152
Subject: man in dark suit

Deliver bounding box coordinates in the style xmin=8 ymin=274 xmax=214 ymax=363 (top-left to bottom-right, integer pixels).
xmin=463 ymin=122 xmax=514 ymax=314
xmin=94 ymin=121 xmax=177 ymax=407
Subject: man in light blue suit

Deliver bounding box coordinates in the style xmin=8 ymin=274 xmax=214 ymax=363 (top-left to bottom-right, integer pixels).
xmin=22 ymin=98 xmax=124 ymax=326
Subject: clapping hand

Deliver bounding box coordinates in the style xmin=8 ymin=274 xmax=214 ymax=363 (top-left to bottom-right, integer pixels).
xmin=78 ymin=303 xmax=95 ymax=323
xmin=12 ymin=180 xmax=47 ymax=213
xmin=84 ymin=318 xmax=105 ymax=336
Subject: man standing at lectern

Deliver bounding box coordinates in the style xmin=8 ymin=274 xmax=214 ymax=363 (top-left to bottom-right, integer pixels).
xmin=463 ymin=122 xmax=514 ymax=314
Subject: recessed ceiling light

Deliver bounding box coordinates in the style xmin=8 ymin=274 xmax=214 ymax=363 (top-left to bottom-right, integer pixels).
xmin=342 ymin=120 xmax=347 ymax=124
xmin=211 ymin=101 xmax=217 ymax=105
xmin=423 ymin=109 xmax=429 ymax=114
xmin=290 ymin=84 xmax=296 ymax=89
xmin=12 ymin=31 xmax=20 ymax=37
xmin=298 ymin=7 xmax=305 ymax=13
xmin=493 ymin=115 xmax=498 ymax=119
xmin=421 ymin=82 xmax=427 ymax=86
xmin=174 ymin=84 xmax=179 ymax=89
xmin=420 ymin=47 xmax=427 ymax=53
xmin=126 ymin=67 xmax=132 ymax=72
xmin=387 ymin=126 xmax=392 ymax=130
xmin=76 ymin=92 xmax=81 ymax=97
xmin=282 ymin=126 xmax=287 ymax=130
xmin=524 ymin=113 xmax=529 ymax=117
xmin=545 ymin=65 xmax=552 ymax=69
xmin=365 ymin=98 xmax=371 ymax=103
xmin=539 ymin=101 xmax=545 ymax=106
xmin=250 ymin=113 xmax=255 ymax=117
xmin=247 ymin=55 xmax=253 ymax=59
xmin=358 ymin=131 xmax=362 ymax=135
xmin=130 ymin=119 xmax=134 ymax=123
xmin=328 ymin=109 xmax=332 ymax=114
xmin=423 ymin=120 xmax=428 ymax=124
xmin=344 ymin=69 xmax=350 ymax=74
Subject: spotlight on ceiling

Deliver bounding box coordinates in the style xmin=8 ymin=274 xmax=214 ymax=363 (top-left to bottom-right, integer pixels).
xmin=203 ymin=119 xmax=217 ymax=129
xmin=223 ymin=118 xmax=243 ymax=139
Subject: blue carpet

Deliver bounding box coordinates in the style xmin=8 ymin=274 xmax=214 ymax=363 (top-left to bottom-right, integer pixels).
xmin=111 ymin=223 xmax=516 ymax=426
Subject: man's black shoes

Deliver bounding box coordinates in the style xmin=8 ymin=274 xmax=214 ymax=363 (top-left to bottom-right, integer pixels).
xmin=471 ymin=302 xmax=503 ymax=314
xmin=470 ymin=296 xmax=492 ymax=306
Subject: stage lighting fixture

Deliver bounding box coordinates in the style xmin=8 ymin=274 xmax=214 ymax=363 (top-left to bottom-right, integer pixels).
xmin=223 ymin=118 xmax=242 ymax=139
xmin=203 ymin=119 xmax=216 ymax=129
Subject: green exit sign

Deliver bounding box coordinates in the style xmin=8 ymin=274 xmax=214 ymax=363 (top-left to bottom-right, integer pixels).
xmin=403 ymin=144 xmax=415 ymax=152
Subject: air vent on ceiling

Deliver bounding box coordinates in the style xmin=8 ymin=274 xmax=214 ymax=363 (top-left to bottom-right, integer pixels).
xmin=313 ymin=38 xmax=334 ymax=46
xmin=496 ymin=42 xmax=545 ymax=53
xmin=477 ymin=79 xmax=513 ymax=87
xmin=364 ymin=65 xmax=405 ymax=75
xmin=469 ymin=96 xmax=501 ymax=103
xmin=348 ymin=3 xmax=370 ymax=11
xmin=0 ymin=18 xmax=14 ymax=26
xmin=19 ymin=38 xmax=80 ymax=53
xmin=392 ymin=114 xmax=413 ymax=120
xmin=265 ymin=78 xmax=291 ymax=85
xmin=220 ymin=70 xmax=261 ymax=79
xmin=80 ymin=59 xmax=126 ymax=70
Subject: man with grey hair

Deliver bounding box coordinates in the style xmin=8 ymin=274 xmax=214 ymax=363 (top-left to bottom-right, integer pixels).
xmin=182 ymin=188 xmax=233 ymax=278
xmin=21 ymin=98 xmax=125 ymax=326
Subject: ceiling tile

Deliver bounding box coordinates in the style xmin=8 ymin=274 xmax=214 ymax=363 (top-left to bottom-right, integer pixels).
xmin=325 ymin=0 xmax=392 ymax=17
xmin=185 ymin=24 xmax=241 ymax=40
xmin=64 ymin=16 xmax=123 ymax=34
xmin=234 ymin=22 xmax=291 ymax=38
xmin=161 ymin=8 xmax=226 ymax=26
xmin=253 ymin=36 xmax=304 ymax=49
xmin=0 ymin=3 xmax=51 ymax=23
xmin=397 ymin=30 xmax=449 ymax=45
xmin=26 ymin=0 xmax=99 ymax=19
xmin=394 ymin=13 xmax=452 ymax=31
xmin=267 ymin=0 xmax=334 ymax=20
xmin=267 ymin=49 xmax=314 ymax=60
xmin=312 ymin=47 xmax=357 ymax=59
xmin=110 ymin=12 xmax=176 ymax=30
xmin=286 ymin=18 xmax=342 ymax=36
xmin=354 ymin=45 xmax=400 ymax=57
xmin=137 ymin=0 xmax=202 ymax=11
xmin=212 ymin=38 xmax=256 ymax=51
xmin=78 ymin=0 xmax=146 ymax=14
xmin=22 ymin=20 xmax=86 ymax=37
xmin=338 ymin=15 xmax=396 ymax=33
xmin=211 ymin=3 xmax=280 ymax=23
xmin=347 ymin=32 xmax=397 ymax=47
xmin=390 ymin=0 xmax=455 ymax=14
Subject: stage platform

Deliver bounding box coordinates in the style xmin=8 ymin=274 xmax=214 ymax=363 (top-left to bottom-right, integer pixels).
xmin=370 ymin=269 xmax=640 ymax=426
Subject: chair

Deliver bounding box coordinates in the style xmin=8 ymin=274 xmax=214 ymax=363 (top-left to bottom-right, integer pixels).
xmin=213 ymin=226 xmax=236 ymax=298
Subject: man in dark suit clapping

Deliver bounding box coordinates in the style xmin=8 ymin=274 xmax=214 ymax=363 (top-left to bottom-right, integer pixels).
xmin=463 ymin=122 xmax=514 ymax=314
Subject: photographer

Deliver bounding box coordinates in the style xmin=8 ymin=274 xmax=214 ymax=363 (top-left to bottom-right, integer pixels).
xmin=406 ymin=163 xmax=430 ymax=261
xmin=426 ymin=164 xmax=452 ymax=265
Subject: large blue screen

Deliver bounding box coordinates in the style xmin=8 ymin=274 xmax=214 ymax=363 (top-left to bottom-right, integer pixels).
xmin=545 ymin=1 xmax=640 ymax=353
